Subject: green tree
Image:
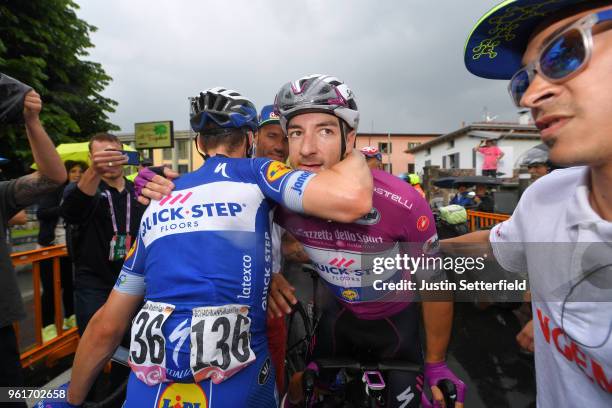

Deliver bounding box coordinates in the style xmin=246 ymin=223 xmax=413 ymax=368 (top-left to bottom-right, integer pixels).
xmin=0 ymin=0 xmax=118 ymax=178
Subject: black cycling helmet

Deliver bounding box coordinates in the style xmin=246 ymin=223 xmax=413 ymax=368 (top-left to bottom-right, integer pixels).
xmin=190 ymin=87 xmax=258 ymax=133
xmin=189 ymin=87 xmax=258 ymax=159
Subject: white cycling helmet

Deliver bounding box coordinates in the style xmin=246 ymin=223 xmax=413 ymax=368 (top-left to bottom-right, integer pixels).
xmin=274 ymin=74 xmax=359 ymax=133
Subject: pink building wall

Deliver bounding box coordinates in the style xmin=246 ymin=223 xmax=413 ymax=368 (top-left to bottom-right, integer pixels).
xmin=355 ymin=133 xmax=439 ymax=175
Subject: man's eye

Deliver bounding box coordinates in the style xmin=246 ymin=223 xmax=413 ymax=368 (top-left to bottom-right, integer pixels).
xmin=288 ymin=130 xmax=302 ymax=138
xmin=319 ymin=128 xmax=334 ymax=137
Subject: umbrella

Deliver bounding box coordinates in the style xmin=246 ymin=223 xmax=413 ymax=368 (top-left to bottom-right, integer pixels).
xmin=453 ymin=176 xmax=502 ymax=187
xmin=433 ymin=177 xmax=457 ymax=189
xmin=31 ymin=142 xmax=136 ymax=169
xmin=433 ymin=176 xmax=502 ymax=189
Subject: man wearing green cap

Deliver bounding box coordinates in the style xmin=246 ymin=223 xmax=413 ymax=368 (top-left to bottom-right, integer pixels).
xmin=449 ymin=1 xmax=612 ymax=406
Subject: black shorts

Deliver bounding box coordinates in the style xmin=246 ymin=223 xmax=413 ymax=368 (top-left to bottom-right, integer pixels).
xmin=482 ymin=169 xmax=497 ymax=177
xmin=311 ymin=300 xmax=423 ymax=408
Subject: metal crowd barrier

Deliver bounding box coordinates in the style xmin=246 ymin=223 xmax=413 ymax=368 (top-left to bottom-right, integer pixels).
xmin=466 ymin=210 xmax=510 ymax=231
xmin=11 ymin=244 xmax=79 ymax=368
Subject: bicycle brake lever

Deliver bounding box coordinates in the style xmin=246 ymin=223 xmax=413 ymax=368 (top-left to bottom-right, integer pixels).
xmin=303 ymin=368 xmax=318 ymax=406
xmin=437 ymin=379 xmax=457 ymax=407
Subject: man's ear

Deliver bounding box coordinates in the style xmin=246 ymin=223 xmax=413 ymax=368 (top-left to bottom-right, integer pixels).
xmin=345 ymin=129 xmax=357 ymax=156
xmin=248 ymin=131 xmax=255 ymax=146
xmin=196 ymin=134 xmax=207 ymax=156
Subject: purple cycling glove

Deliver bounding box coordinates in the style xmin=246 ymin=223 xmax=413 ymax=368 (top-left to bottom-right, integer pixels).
xmin=421 ymin=361 xmax=466 ymax=407
xmin=134 ymin=166 xmax=166 ymax=198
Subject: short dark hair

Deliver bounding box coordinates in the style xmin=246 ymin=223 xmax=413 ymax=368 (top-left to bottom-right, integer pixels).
xmin=64 ymin=160 xmax=88 ymax=173
xmin=88 ymin=133 xmax=121 ymax=152
xmin=197 ymin=126 xmax=249 ymax=155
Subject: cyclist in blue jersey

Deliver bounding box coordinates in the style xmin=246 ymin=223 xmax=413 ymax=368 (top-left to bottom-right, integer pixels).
xmin=41 ymin=87 xmax=372 ymax=408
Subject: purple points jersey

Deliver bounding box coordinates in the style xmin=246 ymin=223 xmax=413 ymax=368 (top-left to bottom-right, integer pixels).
xmin=276 ymin=170 xmax=438 ymax=320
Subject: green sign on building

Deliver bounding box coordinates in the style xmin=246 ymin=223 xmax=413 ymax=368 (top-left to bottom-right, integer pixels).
xmin=134 ymin=120 xmax=174 ymax=149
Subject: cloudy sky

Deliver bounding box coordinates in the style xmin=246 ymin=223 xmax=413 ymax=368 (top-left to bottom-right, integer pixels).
xmin=75 ymin=0 xmax=520 ymax=135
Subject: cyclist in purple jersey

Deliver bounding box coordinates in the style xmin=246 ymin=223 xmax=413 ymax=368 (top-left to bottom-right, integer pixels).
xmin=275 ymin=169 xmax=437 ymax=319
xmin=271 ymin=74 xmax=465 ymax=408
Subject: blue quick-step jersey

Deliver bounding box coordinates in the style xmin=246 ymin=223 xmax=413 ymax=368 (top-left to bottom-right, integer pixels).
xmin=114 ymin=156 xmax=314 ymax=407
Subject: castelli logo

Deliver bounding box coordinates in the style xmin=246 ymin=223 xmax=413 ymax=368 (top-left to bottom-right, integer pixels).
xmin=416 ymin=215 xmax=430 ymax=232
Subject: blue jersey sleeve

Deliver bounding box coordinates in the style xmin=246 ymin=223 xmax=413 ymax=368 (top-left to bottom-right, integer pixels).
xmin=251 ymin=158 xmax=316 ymax=214
xmin=114 ymin=230 xmax=146 ymax=296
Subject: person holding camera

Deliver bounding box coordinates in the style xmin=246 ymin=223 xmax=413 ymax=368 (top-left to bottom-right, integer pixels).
xmin=59 ymin=133 xmax=144 ymax=401
xmin=60 ymin=133 xmax=145 ymax=335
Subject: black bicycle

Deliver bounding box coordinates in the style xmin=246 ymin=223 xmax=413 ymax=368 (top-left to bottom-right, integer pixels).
xmin=283 ymin=266 xmax=457 ymax=407
xmin=285 ymin=264 xmax=321 ymax=387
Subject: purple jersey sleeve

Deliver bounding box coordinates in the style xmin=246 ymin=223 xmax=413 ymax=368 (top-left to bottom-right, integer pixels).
xmin=382 ymin=174 xmax=442 ymax=286
xmin=374 ymin=170 xmax=438 ymax=250
xmin=402 ymin=188 xmax=439 ymax=255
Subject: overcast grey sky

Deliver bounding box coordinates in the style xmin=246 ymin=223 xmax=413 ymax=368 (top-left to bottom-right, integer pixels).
xmin=75 ymin=0 xmax=519 ymax=134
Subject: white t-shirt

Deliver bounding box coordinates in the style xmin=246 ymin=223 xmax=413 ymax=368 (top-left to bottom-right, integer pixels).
xmin=490 ymin=166 xmax=612 ymax=408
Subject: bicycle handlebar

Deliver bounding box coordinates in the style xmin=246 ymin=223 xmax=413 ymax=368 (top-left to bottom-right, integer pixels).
xmin=313 ymin=357 xmax=422 ymax=373
xmin=305 ymin=358 xmax=457 ymax=407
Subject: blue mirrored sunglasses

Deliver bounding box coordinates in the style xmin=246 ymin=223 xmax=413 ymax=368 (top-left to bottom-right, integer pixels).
xmin=509 ymin=10 xmax=612 ymax=107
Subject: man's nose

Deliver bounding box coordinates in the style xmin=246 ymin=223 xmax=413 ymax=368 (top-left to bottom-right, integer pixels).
xmin=300 ymin=131 xmax=318 ymax=156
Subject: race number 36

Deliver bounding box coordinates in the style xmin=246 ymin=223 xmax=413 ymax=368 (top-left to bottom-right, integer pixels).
xmin=130 ymin=301 xmax=174 ymax=368
xmin=190 ymin=304 xmax=255 ymax=384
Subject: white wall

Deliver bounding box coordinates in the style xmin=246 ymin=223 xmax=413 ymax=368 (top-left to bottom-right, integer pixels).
xmin=413 ymin=134 xmax=540 ymax=176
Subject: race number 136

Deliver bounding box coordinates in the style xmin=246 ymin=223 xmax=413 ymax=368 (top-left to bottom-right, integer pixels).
xmin=190 ymin=304 xmax=255 ymax=384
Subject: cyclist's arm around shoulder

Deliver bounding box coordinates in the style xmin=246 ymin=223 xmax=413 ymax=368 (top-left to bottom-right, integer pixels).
xmin=440 ymin=230 xmax=491 ymax=257
xmin=68 ymin=290 xmax=143 ymax=405
xmin=302 ymin=149 xmax=373 ymax=222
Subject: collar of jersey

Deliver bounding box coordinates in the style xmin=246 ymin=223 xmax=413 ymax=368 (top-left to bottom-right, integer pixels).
xmin=566 ymin=168 xmax=608 ymax=229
